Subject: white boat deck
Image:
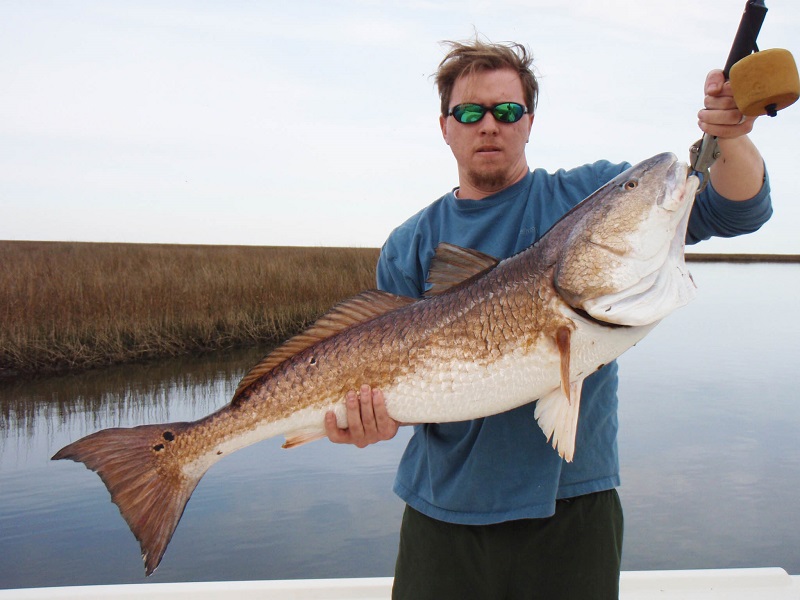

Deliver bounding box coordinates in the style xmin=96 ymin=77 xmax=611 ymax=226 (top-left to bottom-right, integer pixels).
xmin=1 ymin=568 xmax=798 ymax=599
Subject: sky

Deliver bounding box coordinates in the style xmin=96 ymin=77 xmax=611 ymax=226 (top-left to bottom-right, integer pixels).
xmin=2 ymin=0 xmax=798 ymax=254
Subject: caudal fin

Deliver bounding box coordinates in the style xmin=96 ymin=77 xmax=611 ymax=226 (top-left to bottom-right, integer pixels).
xmin=52 ymin=422 xmax=204 ymax=576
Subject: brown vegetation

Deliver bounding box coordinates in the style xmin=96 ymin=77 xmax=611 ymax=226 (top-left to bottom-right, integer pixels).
xmin=0 ymin=241 xmax=379 ymax=379
xmin=4 ymin=241 xmax=796 ymax=381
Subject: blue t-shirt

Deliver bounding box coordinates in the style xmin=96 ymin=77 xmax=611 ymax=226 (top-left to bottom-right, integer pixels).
xmin=377 ymin=160 xmax=772 ymax=525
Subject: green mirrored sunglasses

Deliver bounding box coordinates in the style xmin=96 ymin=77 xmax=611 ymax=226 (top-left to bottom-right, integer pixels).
xmin=447 ymin=102 xmax=528 ymax=124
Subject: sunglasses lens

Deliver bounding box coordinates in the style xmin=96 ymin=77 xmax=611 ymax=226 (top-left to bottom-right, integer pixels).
xmin=451 ymin=103 xmax=526 ymax=124
xmin=493 ymin=103 xmax=525 ymax=123
xmin=452 ymin=104 xmax=486 ymax=123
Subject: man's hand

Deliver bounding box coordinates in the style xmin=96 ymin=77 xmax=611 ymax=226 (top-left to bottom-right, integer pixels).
xmin=697 ymin=69 xmax=755 ymax=138
xmin=697 ymin=69 xmax=765 ymax=201
xmin=325 ymin=385 xmax=400 ymax=448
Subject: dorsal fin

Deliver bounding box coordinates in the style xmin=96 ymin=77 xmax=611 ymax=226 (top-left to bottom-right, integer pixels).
xmin=231 ymin=290 xmax=415 ymax=403
xmin=425 ymin=242 xmax=499 ymax=297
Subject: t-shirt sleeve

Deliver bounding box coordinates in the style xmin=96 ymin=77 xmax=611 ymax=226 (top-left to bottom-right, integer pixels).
xmin=686 ymin=169 xmax=773 ymax=245
xmin=591 ymin=160 xmax=632 ymax=190
xmin=376 ymin=233 xmax=424 ymax=298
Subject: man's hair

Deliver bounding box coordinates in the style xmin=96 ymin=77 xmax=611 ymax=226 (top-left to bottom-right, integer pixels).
xmin=435 ymin=38 xmax=539 ymax=117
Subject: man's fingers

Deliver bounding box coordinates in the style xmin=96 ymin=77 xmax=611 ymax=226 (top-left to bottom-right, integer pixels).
xmin=698 ymin=107 xmax=749 ymax=125
xmin=325 ymin=386 xmax=399 ymax=447
xmin=697 ymin=114 xmax=754 ymax=138
xmin=704 ymin=70 xmax=726 ymax=96
xmin=325 ymin=411 xmax=349 ymax=444
xmin=703 ymin=94 xmax=737 ymax=111
xmin=372 ymin=389 xmax=400 ymax=440
xmin=358 ymin=384 xmax=377 ymax=430
xmin=346 ymin=389 xmax=365 ymax=437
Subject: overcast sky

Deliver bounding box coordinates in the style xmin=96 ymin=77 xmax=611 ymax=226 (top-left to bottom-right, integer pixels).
xmin=2 ymin=0 xmax=798 ymax=254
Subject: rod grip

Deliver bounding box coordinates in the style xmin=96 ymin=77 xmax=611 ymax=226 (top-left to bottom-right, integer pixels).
xmin=723 ymin=0 xmax=768 ymax=78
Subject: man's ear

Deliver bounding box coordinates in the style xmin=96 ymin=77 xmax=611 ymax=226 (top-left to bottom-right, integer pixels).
xmin=439 ymin=114 xmax=449 ymax=145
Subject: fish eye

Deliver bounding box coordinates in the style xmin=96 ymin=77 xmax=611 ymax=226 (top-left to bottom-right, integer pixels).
xmin=623 ymin=179 xmax=638 ymax=190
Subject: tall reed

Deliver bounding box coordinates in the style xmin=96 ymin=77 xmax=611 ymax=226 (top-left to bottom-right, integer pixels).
xmin=1 ymin=241 xmax=380 ymax=378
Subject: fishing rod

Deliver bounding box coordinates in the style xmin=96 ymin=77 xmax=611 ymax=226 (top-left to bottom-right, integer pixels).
xmin=689 ymin=0 xmax=798 ymax=191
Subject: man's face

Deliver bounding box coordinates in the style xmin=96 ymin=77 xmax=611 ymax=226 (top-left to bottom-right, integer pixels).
xmin=440 ymin=68 xmax=534 ymax=200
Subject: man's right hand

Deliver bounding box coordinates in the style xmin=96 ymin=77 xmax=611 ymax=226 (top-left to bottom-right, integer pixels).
xmin=325 ymin=384 xmax=400 ymax=448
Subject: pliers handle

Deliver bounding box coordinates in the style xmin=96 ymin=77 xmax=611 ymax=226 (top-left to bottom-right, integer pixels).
xmin=689 ymin=134 xmax=720 ymax=193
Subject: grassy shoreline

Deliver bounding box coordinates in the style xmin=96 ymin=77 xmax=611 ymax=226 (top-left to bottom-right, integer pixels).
xmin=1 ymin=241 xmax=379 ymax=380
xmin=2 ymin=241 xmax=798 ymax=381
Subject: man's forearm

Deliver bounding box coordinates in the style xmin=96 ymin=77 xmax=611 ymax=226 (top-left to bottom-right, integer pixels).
xmin=709 ymin=136 xmax=765 ymax=201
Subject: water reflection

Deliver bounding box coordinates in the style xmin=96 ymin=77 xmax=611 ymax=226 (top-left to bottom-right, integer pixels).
xmin=0 ymin=348 xmax=258 ymax=443
xmin=616 ymin=262 xmax=800 ymax=574
xmin=0 ymin=345 xmax=409 ymax=589
xmin=1 ymin=263 xmax=799 ymax=590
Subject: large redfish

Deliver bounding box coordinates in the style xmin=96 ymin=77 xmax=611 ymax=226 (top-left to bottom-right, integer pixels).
xmin=54 ymin=152 xmax=699 ymax=575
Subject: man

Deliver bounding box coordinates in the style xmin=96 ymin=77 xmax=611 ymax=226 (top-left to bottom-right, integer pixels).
xmin=325 ymin=39 xmax=772 ymax=599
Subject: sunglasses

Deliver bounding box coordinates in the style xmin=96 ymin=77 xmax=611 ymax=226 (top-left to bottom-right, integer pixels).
xmin=447 ymin=102 xmax=528 ymax=124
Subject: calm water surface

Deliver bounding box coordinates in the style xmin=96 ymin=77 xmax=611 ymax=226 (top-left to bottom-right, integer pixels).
xmin=1 ymin=262 xmax=799 ymax=589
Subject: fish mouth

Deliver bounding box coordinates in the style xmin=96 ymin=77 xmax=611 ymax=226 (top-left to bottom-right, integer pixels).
xmin=661 ymin=159 xmax=699 ymax=212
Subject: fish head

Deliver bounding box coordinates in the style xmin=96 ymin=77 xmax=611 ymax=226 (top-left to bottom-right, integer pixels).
xmin=554 ymin=152 xmax=700 ymax=326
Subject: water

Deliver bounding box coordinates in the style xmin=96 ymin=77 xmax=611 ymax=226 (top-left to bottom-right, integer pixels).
xmin=1 ymin=262 xmax=798 ymax=589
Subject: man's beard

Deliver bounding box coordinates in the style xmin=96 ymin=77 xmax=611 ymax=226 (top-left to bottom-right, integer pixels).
xmin=467 ymin=164 xmax=511 ymax=191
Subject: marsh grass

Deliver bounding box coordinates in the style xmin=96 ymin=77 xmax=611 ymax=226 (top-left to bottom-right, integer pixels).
xmin=1 ymin=241 xmax=379 ymax=378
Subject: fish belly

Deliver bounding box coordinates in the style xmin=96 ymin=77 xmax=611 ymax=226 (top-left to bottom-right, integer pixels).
xmin=370 ymin=319 xmax=657 ymax=425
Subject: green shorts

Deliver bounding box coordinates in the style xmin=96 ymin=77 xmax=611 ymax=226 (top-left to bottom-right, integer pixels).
xmin=392 ymin=489 xmax=623 ymax=600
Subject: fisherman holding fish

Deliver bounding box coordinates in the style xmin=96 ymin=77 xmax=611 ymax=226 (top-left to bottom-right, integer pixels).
xmin=325 ymin=38 xmax=772 ymax=599
xmin=52 ymin=33 xmax=777 ymax=591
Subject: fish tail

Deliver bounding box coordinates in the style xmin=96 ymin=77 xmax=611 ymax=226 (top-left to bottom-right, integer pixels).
xmin=52 ymin=422 xmax=202 ymax=576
